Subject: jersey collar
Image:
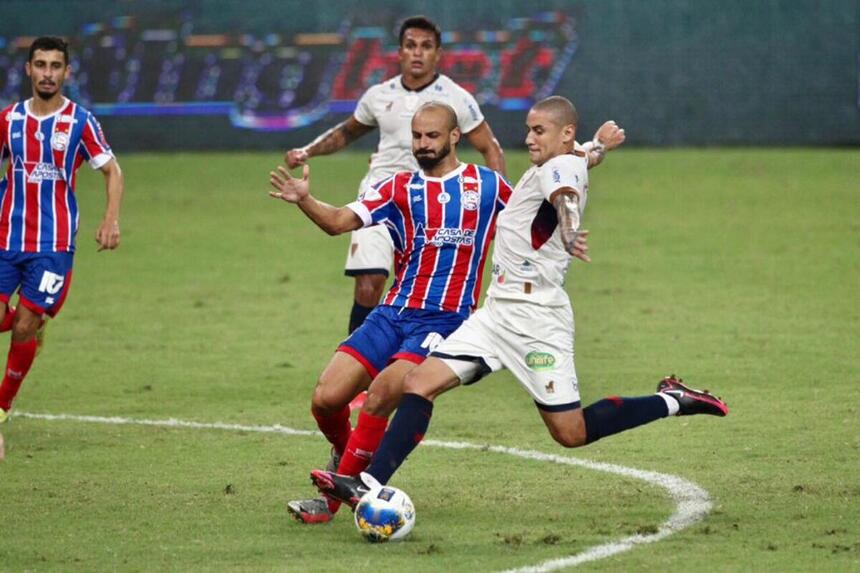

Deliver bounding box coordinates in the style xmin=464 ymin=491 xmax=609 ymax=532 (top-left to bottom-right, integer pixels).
xmin=418 ymin=162 xmax=467 ymax=182
xmin=400 ymin=73 xmax=440 ymax=93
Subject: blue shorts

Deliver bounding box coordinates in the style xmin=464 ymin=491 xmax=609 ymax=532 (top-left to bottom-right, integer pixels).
xmin=0 ymin=251 xmax=75 ymax=317
xmin=338 ymin=305 xmax=465 ymax=378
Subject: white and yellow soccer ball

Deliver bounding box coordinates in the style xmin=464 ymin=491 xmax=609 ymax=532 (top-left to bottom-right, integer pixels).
xmin=353 ymin=484 xmax=416 ymax=543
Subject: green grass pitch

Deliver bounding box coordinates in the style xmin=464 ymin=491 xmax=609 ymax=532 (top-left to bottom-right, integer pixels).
xmin=0 ymin=149 xmax=857 ymax=571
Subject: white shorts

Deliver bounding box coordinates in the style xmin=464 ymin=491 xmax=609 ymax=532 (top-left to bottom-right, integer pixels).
xmin=344 ymin=175 xmax=394 ymax=276
xmin=432 ymin=297 xmax=581 ymax=410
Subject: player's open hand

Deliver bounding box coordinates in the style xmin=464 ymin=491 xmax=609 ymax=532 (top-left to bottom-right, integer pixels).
xmin=269 ymin=164 xmax=310 ymax=203
xmin=569 ymin=229 xmax=590 ymax=263
xmin=594 ymin=121 xmax=626 ymax=151
xmin=284 ymin=148 xmax=309 ymax=169
xmin=95 ymin=219 xmax=121 ymax=251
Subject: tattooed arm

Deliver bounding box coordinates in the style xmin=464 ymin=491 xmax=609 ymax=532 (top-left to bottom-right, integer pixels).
xmin=284 ymin=116 xmax=376 ymax=168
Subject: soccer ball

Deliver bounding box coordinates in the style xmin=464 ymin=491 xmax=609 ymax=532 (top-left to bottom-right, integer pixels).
xmin=354 ymin=485 xmax=416 ymax=543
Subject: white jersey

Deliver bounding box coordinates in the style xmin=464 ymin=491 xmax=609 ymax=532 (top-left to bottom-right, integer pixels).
xmin=353 ymin=73 xmax=484 ymax=189
xmin=487 ymin=152 xmax=589 ymax=307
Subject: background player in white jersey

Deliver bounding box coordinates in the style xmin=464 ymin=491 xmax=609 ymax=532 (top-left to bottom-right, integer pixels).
xmin=284 ymin=16 xmax=506 ymax=334
xmin=310 ymin=96 xmax=729 ymax=506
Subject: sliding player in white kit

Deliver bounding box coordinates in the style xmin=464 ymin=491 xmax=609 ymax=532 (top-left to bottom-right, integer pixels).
xmin=310 ymin=97 xmax=729 ymax=506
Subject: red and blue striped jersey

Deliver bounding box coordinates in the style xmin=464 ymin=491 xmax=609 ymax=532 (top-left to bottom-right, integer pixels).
xmin=348 ymin=163 xmax=513 ymax=318
xmin=0 ymin=98 xmax=113 ymax=253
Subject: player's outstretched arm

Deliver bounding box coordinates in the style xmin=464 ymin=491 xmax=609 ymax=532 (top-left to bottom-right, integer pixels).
xmin=95 ymin=158 xmax=123 ymax=251
xmin=551 ymin=188 xmax=590 ymax=262
xmin=582 ymin=120 xmax=626 ymax=169
xmin=269 ymin=164 xmax=362 ymax=236
xmin=284 ymin=116 xmax=375 ymax=168
xmin=464 ymin=121 xmax=507 ymax=177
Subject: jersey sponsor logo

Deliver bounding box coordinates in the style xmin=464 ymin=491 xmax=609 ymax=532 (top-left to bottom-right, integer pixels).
xmin=409 ymin=183 xmax=424 ymax=190
xmin=27 ymin=162 xmax=65 ymax=183
xmin=525 ymin=351 xmax=556 ymax=371
xmin=424 ymin=226 xmax=475 ymax=247
xmin=462 ymin=190 xmax=479 ymax=211
xmin=58 ymin=114 xmax=78 ymax=124
xmin=7 ymin=112 xmax=26 ymax=121
xmin=38 ymin=271 xmax=65 ymax=295
xmin=552 ymin=168 xmax=561 ymax=184
xmin=35 ymin=132 xmax=45 ymax=141
xmin=11 ymin=132 xmax=21 ymax=139
xmin=436 ymin=191 xmax=450 ymax=204
xmin=51 ymin=131 xmax=70 ymax=151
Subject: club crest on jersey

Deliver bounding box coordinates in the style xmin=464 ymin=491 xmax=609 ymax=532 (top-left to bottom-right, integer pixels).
xmin=26 ymin=162 xmax=65 ymax=183
xmin=51 ymin=131 xmax=70 ymax=151
xmin=462 ymin=190 xmax=479 ymax=211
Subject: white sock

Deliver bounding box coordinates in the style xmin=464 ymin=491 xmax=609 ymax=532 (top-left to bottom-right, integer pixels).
xmin=657 ymin=392 xmax=680 ymax=416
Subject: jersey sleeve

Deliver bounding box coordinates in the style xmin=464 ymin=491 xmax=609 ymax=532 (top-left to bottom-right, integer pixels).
xmin=78 ymin=111 xmax=114 ymax=169
xmin=452 ymin=85 xmax=484 ymax=135
xmin=346 ymin=174 xmax=397 ymax=227
xmin=495 ymin=172 xmax=514 ymax=212
xmin=0 ymin=105 xmax=11 ymax=162
xmin=353 ymin=85 xmax=378 ymax=127
xmin=537 ymin=155 xmax=587 ymax=201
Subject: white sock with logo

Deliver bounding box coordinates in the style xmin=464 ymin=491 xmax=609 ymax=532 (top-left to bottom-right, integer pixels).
xmin=657 ymin=392 xmax=680 ymax=416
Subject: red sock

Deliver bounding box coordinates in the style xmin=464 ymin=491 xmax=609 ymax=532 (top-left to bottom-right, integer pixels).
xmin=311 ymin=405 xmax=352 ymax=455
xmin=326 ymin=411 xmax=388 ymax=514
xmin=337 ymin=411 xmax=389 ymax=476
xmin=0 ymin=338 xmax=38 ymax=411
xmin=0 ymin=306 xmax=15 ymax=333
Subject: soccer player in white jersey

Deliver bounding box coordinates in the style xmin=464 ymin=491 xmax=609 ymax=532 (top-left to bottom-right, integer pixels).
xmin=285 ymin=16 xmax=506 ymax=334
xmin=310 ymin=96 xmax=729 ymax=508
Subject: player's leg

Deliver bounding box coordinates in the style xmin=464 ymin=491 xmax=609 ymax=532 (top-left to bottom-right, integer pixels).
xmin=337 ymin=308 xmax=466 ymax=478
xmin=0 ymin=253 xmax=71 ymax=418
xmin=344 ymin=226 xmax=393 ymax=333
xmin=350 ymin=274 xmax=387 ymax=333
xmin=310 ymin=356 xmax=465 ymax=508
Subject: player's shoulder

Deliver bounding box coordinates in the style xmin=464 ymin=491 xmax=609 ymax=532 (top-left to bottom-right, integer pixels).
xmin=544 ymin=151 xmax=588 ymax=172
xmin=365 ymin=75 xmax=403 ymax=97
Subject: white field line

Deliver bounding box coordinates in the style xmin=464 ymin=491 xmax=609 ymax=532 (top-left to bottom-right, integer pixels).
xmin=13 ymin=412 xmax=711 ymax=572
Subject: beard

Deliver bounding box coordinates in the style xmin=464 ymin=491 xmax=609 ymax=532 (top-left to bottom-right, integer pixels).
xmin=415 ymin=141 xmax=451 ymax=170
xmin=35 ymin=83 xmax=58 ymax=100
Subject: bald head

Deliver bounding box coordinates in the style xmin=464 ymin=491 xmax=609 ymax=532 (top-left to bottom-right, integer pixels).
xmin=531 ymin=96 xmax=578 ymax=129
xmin=413 ymin=101 xmax=458 ymax=132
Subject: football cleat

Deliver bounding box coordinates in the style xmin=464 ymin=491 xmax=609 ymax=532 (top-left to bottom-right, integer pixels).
xmin=325 ymin=447 xmax=341 ymax=473
xmin=286 ymin=497 xmax=334 ymax=524
xmin=658 ymin=375 xmax=728 ymax=417
xmin=310 ymin=470 xmax=371 ymax=510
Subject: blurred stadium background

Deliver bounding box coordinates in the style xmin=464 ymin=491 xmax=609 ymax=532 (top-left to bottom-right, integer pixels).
xmin=2 ymin=0 xmax=857 ymax=150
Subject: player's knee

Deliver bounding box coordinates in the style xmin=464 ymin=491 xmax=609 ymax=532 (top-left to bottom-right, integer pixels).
xmin=549 ymin=425 xmax=587 ymax=448
xmin=354 ymin=275 xmax=385 ymax=306
xmin=363 ymin=384 xmax=400 ymax=417
xmin=403 ymin=370 xmax=433 ymax=400
xmin=310 ymin=381 xmax=348 ymax=416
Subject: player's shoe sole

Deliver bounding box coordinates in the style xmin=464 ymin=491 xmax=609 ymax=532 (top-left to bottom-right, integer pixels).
xmin=310 ymin=470 xmax=370 ymax=510
xmin=658 ymin=375 xmax=728 ymax=416
xmin=286 ymin=498 xmax=334 ymax=524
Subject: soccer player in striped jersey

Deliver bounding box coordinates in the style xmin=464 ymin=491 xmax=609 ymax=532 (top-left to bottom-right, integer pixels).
xmin=285 ymin=16 xmax=506 ymax=335
xmin=271 ymin=102 xmax=528 ymax=523
xmin=0 ymin=37 xmax=124 ymax=433
xmin=310 ymin=97 xmax=728 ymax=512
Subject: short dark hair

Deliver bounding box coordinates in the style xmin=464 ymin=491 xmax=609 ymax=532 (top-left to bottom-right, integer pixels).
xmin=532 ymin=96 xmax=578 ymax=127
xmin=29 ymin=36 xmax=69 ymax=65
xmin=398 ymin=15 xmax=442 ymax=48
